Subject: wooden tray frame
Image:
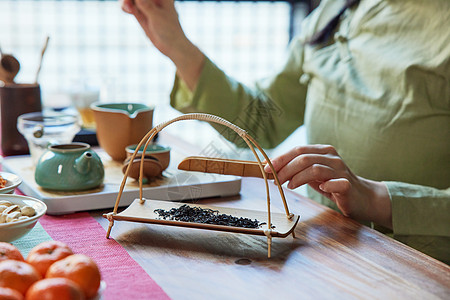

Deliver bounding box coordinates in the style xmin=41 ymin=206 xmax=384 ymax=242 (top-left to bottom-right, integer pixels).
xmin=103 ymin=113 xmax=299 ymax=258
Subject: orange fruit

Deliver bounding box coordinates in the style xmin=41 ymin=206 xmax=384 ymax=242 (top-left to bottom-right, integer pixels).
xmin=26 ymin=278 xmax=85 ymax=300
xmin=0 ymin=260 xmax=41 ymax=295
xmin=0 ymin=287 xmax=24 ymax=300
xmin=26 ymin=241 xmax=73 ymax=277
xmin=46 ymin=254 xmax=101 ymax=299
xmin=0 ymin=242 xmax=24 ymax=262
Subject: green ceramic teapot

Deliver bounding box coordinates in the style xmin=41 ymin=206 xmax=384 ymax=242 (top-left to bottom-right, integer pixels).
xmin=35 ymin=142 xmax=104 ymax=191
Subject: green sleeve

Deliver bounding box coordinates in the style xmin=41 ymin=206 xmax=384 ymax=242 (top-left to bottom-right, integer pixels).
xmin=385 ymin=181 xmax=450 ymax=263
xmin=170 ymin=38 xmax=308 ymax=149
xmin=169 ymin=0 xmax=341 ymax=148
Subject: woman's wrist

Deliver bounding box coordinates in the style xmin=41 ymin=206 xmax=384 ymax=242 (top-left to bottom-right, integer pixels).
xmin=366 ymin=179 xmax=392 ymax=229
xmin=168 ymin=39 xmax=205 ymax=91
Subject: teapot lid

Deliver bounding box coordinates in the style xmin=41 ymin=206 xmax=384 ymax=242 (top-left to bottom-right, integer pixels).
xmin=49 ymin=142 xmax=90 ymax=153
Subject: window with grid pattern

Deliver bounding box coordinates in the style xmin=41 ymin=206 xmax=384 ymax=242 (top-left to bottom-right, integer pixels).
xmin=0 ymin=1 xmax=293 ymax=106
xmin=0 ymin=0 xmax=308 ymax=155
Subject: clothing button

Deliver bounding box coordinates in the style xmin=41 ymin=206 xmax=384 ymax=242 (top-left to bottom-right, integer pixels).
xmin=299 ymin=73 xmax=311 ymax=85
xmin=334 ymin=33 xmax=348 ymax=43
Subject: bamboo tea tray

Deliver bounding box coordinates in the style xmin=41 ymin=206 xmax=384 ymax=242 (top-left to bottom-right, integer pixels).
xmin=104 ymin=113 xmax=300 ymax=258
xmin=109 ymin=198 xmax=299 ymax=236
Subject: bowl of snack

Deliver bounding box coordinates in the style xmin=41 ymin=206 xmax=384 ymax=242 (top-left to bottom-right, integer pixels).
xmin=0 ymin=194 xmax=47 ymax=242
xmin=0 ymin=172 xmax=22 ymax=194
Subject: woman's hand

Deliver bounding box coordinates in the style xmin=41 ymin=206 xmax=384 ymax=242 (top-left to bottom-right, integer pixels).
xmin=265 ymin=145 xmax=392 ymax=228
xmin=120 ymin=0 xmax=205 ymax=90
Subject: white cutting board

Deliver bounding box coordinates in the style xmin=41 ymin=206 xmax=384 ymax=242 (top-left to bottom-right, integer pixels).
xmin=1 ymin=149 xmax=241 ymax=215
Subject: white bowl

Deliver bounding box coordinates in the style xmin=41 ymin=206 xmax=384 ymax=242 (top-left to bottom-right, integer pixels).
xmin=0 ymin=172 xmax=22 ymax=194
xmin=92 ymin=280 xmax=107 ymax=300
xmin=0 ymin=194 xmax=47 ymax=242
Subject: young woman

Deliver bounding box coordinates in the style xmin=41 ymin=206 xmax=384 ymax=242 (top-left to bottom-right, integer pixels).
xmin=121 ymin=0 xmax=450 ymax=263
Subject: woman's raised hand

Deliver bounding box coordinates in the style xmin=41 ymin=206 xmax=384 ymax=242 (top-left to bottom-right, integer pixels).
xmin=265 ymin=145 xmax=392 ymax=228
xmin=120 ymin=0 xmax=205 ymax=90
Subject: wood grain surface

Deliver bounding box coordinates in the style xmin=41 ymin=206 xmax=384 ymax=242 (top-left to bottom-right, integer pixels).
xmin=178 ymin=156 xmax=274 ymax=179
xmin=93 ymin=134 xmax=450 ymax=300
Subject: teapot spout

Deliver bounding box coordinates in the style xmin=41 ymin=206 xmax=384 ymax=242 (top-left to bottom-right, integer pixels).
xmin=75 ymin=151 xmax=92 ymax=174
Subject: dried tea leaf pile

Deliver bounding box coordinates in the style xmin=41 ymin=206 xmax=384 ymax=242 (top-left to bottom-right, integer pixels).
xmin=154 ymin=204 xmax=261 ymax=228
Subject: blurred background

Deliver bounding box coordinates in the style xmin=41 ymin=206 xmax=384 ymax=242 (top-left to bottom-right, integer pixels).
xmin=0 ymin=0 xmax=315 ymax=156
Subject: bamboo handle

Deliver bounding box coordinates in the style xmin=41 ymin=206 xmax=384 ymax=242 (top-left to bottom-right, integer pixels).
xmin=108 ymin=113 xmax=294 ymax=257
xmin=178 ymin=156 xmax=274 ymax=179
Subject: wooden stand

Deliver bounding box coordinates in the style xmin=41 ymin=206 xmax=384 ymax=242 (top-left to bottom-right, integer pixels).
xmin=103 ymin=113 xmax=299 ymax=258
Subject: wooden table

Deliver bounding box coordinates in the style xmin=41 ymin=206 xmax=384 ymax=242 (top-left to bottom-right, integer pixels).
xmin=89 ymin=135 xmax=450 ymax=300
xmin=2 ymin=129 xmax=449 ymax=299
xmin=92 ymin=177 xmax=449 ymax=299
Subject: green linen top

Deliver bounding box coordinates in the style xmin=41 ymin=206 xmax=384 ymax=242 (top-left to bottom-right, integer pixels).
xmin=170 ymin=0 xmax=450 ymax=263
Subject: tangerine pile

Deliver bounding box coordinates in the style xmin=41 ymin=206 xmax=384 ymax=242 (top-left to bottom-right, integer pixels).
xmin=0 ymin=241 xmax=101 ymax=300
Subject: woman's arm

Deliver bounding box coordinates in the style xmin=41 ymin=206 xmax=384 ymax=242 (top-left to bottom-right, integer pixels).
xmin=266 ymin=144 xmax=450 ymax=241
xmin=121 ymin=0 xmax=205 ymax=90
xmin=170 ymin=40 xmax=309 ymax=149
xmin=120 ymin=0 xmax=326 ymax=148
xmin=386 ymin=183 xmax=450 ymax=238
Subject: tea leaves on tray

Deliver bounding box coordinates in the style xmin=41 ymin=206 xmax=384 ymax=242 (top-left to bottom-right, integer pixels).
xmin=154 ymin=204 xmax=261 ymax=229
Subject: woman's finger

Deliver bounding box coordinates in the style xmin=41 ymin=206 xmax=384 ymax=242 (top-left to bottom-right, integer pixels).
xmin=286 ymin=163 xmax=336 ymax=189
xmin=276 ymin=153 xmax=343 ymax=184
xmin=121 ymin=0 xmax=134 ymax=14
xmin=309 ymin=181 xmax=332 ymax=199
xmin=319 ymin=178 xmax=351 ymax=195
xmin=267 ymin=144 xmax=338 ymax=172
xmin=319 ymin=178 xmax=353 ymax=217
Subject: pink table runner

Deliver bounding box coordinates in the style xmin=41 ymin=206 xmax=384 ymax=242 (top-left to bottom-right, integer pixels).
xmin=8 ymin=189 xmax=169 ymax=299
xmin=39 ymin=213 xmax=169 ymax=299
